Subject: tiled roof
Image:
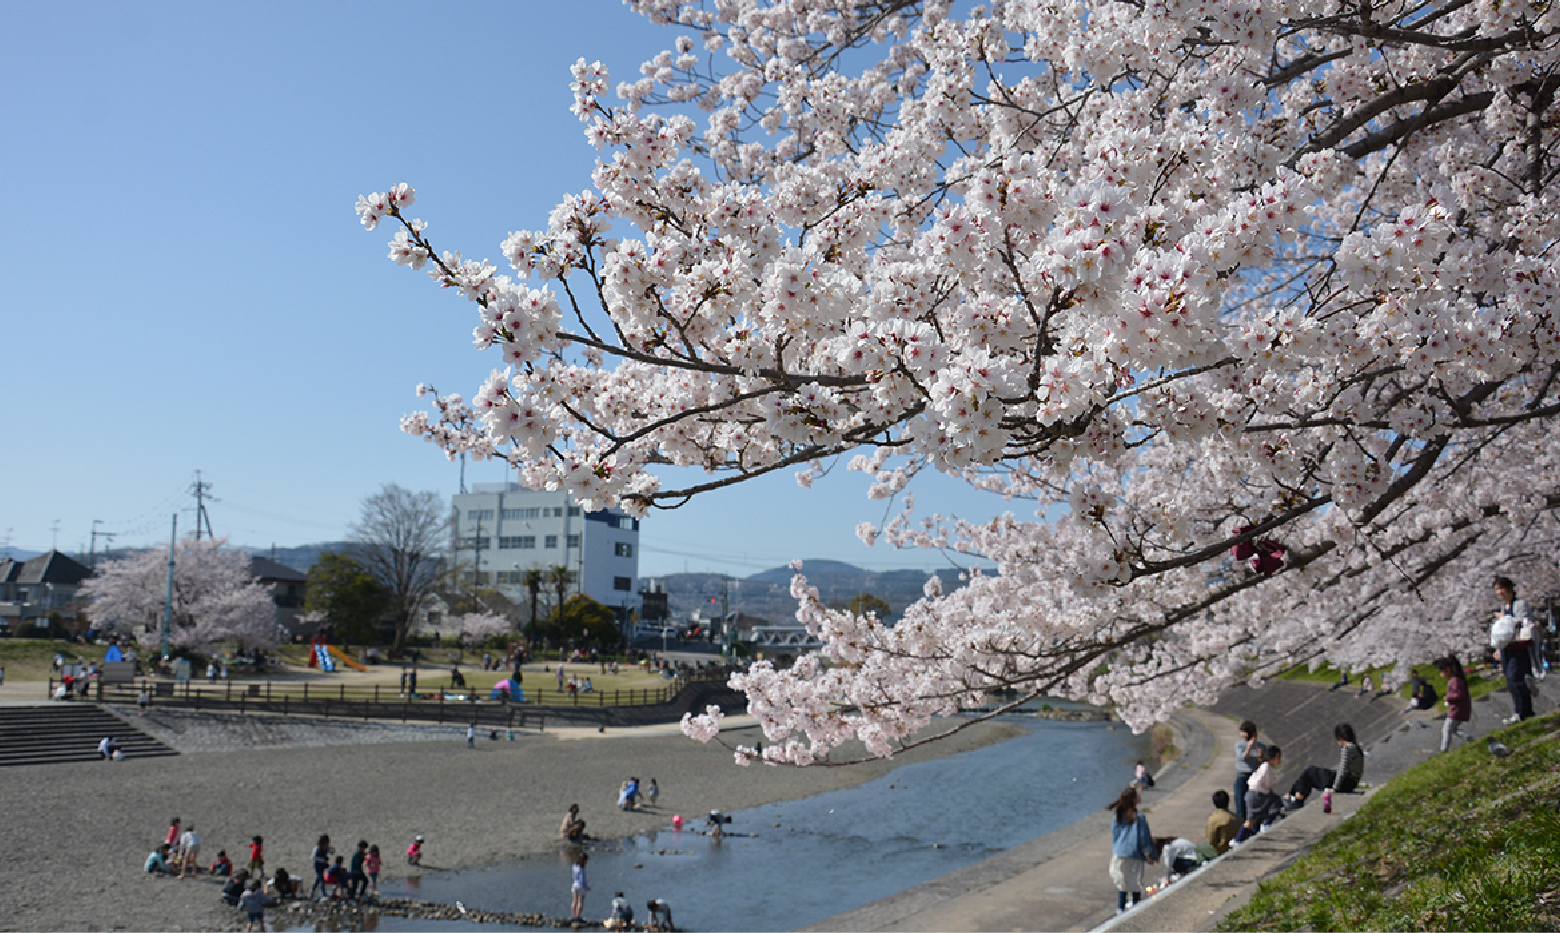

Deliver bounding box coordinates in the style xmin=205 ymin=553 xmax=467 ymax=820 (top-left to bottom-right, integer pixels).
xmin=11 ymin=551 xmax=93 ymax=585
xmin=249 ymin=555 xmax=307 ymax=583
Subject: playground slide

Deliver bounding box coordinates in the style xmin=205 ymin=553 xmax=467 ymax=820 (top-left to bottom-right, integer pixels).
xmin=314 ymin=645 xmax=334 ymax=673
xmin=326 ymin=645 xmax=367 ymax=672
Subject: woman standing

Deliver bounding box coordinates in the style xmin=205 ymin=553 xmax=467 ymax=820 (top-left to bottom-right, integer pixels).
xmin=1107 ymin=787 xmax=1157 ymax=914
xmin=570 ymin=852 xmax=590 ymax=921
xmin=1232 ymin=721 xmax=1265 ymax=822
xmin=1491 ymin=576 xmax=1535 ymax=723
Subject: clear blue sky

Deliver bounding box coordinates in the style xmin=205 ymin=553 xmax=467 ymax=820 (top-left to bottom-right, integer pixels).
xmin=1 ymin=0 xmax=1018 ymax=577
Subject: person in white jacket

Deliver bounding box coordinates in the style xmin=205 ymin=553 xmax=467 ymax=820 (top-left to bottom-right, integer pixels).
xmin=1491 ymin=576 xmax=1535 ymax=723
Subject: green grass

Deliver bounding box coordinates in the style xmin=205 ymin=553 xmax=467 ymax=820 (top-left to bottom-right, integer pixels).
xmin=1218 ymin=712 xmax=1560 ymax=932
xmin=0 ymin=639 xmax=111 ymax=680
xmin=1278 ymin=662 xmax=1506 ymax=702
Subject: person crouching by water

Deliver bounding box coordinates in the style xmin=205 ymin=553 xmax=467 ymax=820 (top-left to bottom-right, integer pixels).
xmin=1107 ymin=786 xmax=1157 ymax=914
xmin=560 ymin=804 xmax=587 ymax=843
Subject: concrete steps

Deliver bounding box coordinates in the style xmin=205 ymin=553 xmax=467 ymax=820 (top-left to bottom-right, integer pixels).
xmin=0 ymin=704 xmax=179 ymax=767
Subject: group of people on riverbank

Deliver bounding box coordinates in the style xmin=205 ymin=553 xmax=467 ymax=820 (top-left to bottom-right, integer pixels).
xmin=142 ymin=817 xmax=412 ymax=930
xmin=1109 ymin=717 xmax=1370 ymax=914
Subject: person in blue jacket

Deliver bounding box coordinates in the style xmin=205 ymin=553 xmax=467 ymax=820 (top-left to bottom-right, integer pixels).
xmin=1108 ymin=786 xmax=1158 ymax=913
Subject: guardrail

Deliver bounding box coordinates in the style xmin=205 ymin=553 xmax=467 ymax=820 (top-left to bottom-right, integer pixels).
xmin=47 ymin=670 xmax=737 ymax=727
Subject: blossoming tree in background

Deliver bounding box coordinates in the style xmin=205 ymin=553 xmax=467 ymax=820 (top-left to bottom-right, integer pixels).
xmin=453 ymin=611 xmax=512 ymax=646
xmin=81 ymin=538 xmax=279 ymax=656
xmin=358 ymin=0 xmax=1560 ymax=764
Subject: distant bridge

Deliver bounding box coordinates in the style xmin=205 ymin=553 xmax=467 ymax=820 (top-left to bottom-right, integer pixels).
xmin=746 ymin=626 xmax=823 ymax=648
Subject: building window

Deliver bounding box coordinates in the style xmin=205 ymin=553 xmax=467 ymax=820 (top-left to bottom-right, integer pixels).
xmin=496 ymin=571 xmax=523 ymax=584
xmin=566 ymin=534 xmax=580 ymax=549
xmin=545 ymin=535 xmax=559 ymax=549
xmin=457 ymin=536 xmax=490 ymax=550
xmin=500 ymin=536 xmax=537 ymax=550
xmin=466 ymin=509 xmax=495 ymax=522
xmin=462 ymin=571 xmax=490 ymax=584
xmin=501 ymin=507 xmax=541 ymax=520
xmin=618 ymin=516 xmax=635 ymax=530
xmin=520 ymin=536 xmax=536 ymax=549
xmin=615 ymin=542 xmax=633 ymax=557
xmin=567 ymin=505 xmax=581 ymax=516
xmin=613 ymin=576 xmax=633 ymax=592
xmin=548 ymin=506 xmax=565 ymax=517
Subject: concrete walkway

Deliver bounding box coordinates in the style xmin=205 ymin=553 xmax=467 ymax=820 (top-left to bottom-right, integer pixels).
xmin=809 ymin=676 xmax=1555 ymax=933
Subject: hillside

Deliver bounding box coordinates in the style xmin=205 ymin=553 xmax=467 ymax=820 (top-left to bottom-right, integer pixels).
xmin=649 ymin=561 xmax=971 ymax=623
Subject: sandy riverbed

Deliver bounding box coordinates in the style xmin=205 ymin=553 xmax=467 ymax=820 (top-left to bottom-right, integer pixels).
xmin=0 ymin=707 xmax=1020 ymax=932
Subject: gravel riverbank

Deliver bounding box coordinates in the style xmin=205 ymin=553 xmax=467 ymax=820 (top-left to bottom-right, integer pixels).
xmin=0 ymin=707 xmax=1021 ymax=932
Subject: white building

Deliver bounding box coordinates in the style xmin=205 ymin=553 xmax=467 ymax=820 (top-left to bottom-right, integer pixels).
xmin=450 ymin=483 xmax=641 ymax=624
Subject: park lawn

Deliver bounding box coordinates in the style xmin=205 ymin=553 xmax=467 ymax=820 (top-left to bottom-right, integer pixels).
xmin=1218 ymin=711 xmax=1560 ymax=933
xmin=0 ymin=639 xmax=111 ymax=681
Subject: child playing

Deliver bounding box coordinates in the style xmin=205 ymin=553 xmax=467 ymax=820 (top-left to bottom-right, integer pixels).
xmin=1437 ymin=655 xmax=1473 ymax=751
xmin=145 ymin=844 xmax=172 ymax=875
xmin=325 ymin=855 xmax=350 ymax=898
xmin=1235 ymin=745 xmax=1283 ymax=842
xmin=406 ymin=834 xmax=424 ymax=866
xmin=164 ymin=817 xmax=182 ymax=861
xmin=248 ymin=835 xmax=265 ymax=876
xmin=1207 ymin=789 xmax=1239 ymax=854
xmin=349 ymin=841 xmax=370 ymax=899
xmin=1132 ymin=761 xmax=1155 ymax=790
xmin=238 ymin=878 xmax=268 ymax=932
xmin=646 ymin=898 xmax=674 ymax=930
xmin=607 ymin=892 xmax=634 ymax=929
xmin=210 ymin=850 xmax=234 ymax=876
xmin=178 ymin=823 xmax=201 ymax=879
xmin=1107 ymin=786 xmax=1157 ymax=913
xmin=646 ymin=778 xmax=660 ymax=808
xmin=365 ymin=845 xmax=382 ymax=895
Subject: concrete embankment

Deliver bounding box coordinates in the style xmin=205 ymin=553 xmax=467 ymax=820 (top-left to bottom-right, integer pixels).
xmin=809 ymin=679 xmax=1554 ymax=933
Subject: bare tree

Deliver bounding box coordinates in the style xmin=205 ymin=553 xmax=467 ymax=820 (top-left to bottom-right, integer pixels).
xmin=348 ymin=484 xmax=446 ymax=651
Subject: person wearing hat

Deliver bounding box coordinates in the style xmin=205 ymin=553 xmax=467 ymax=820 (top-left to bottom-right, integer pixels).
xmin=706 ymin=810 xmax=724 ymax=840
xmin=406 ymin=834 xmax=424 ymax=866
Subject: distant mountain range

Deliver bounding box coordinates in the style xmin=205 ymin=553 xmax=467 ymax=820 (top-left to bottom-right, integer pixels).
xmin=645 ymin=559 xmax=970 ymax=623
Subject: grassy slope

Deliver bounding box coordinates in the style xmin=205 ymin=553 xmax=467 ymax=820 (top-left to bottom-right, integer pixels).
xmin=1219 ymin=712 xmax=1560 ymax=932
xmin=1279 ymin=662 xmax=1507 ymax=702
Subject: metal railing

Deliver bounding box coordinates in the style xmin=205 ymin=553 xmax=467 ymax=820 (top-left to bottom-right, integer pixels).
xmin=47 ymin=668 xmax=736 ymax=726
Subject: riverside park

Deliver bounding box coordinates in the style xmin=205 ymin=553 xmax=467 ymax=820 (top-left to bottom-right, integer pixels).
xmin=1 ymin=636 xmax=1556 ymax=932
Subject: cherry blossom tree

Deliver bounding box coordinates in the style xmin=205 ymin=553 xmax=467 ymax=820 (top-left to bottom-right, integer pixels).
xmin=452 ymin=610 xmax=511 ymax=646
xmin=358 ymin=0 xmax=1560 ymax=764
xmin=81 ymin=538 xmax=279 ymax=655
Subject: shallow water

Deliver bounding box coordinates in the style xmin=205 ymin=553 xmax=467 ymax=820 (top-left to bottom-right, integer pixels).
xmin=284 ymin=716 xmax=1149 ymax=932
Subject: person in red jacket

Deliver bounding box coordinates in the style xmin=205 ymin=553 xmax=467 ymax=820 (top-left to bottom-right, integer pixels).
xmin=1436 ymin=655 xmax=1473 ymax=752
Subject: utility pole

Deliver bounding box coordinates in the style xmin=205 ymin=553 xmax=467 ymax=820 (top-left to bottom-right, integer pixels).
xmin=51 ymin=519 xmax=60 ymax=551
xmin=89 ymin=521 xmax=117 ymax=568
xmin=471 ymin=514 xmax=487 ymax=587
xmin=190 ymin=471 xmax=215 ymax=541
xmin=162 ymin=514 xmax=177 ymax=661
xmin=2 ymin=528 xmax=12 ymax=559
